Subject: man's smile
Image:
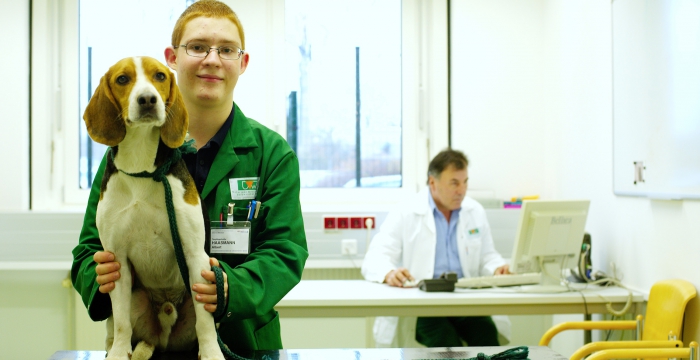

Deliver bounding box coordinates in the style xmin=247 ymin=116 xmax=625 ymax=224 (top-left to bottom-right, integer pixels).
xmin=198 ymin=74 xmax=223 ymax=82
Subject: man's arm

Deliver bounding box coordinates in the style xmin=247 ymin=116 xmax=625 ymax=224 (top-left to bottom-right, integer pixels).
xmin=71 ymin=155 xmax=113 ymax=321
xmin=361 ymin=207 xmax=406 ymax=283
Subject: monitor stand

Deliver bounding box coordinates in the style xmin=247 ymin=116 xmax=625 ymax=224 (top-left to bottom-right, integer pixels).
xmin=517 ymin=261 xmax=570 ymax=293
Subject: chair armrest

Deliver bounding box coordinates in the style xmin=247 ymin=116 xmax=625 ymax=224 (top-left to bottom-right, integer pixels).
xmin=585 ymin=341 xmax=698 ymax=360
xmin=570 ymin=340 xmax=683 ymax=360
xmin=539 ymin=320 xmax=637 ymax=346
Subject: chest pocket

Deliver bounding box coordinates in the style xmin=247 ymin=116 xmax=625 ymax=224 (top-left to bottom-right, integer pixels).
xmin=462 ymin=227 xmax=483 ymax=275
xmin=230 ymin=204 xmax=254 ymax=223
xmin=231 ymin=202 xmax=264 ymax=233
xmin=465 ymin=230 xmax=483 ymax=254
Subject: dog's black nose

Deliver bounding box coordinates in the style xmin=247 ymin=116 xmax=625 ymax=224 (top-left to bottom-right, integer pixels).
xmin=137 ymin=94 xmax=158 ymax=109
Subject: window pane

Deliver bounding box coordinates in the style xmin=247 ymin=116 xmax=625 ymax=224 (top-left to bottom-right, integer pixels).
xmin=78 ymin=0 xmax=190 ymax=188
xmin=285 ymin=0 xmax=402 ymax=188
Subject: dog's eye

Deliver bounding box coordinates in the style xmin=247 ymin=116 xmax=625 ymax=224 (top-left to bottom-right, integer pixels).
xmin=154 ymin=72 xmax=166 ymax=82
xmin=116 ymin=75 xmax=129 ymax=85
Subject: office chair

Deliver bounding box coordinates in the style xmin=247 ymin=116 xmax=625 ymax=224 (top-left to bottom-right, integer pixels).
xmin=539 ymin=278 xmax=697 ymax=360
xmin=585 ymin=341 xmax=698 ymax=360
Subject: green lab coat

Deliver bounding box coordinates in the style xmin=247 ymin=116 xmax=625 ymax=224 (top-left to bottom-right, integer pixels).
xmin=71 ymin=103 xmax=308 ymax=351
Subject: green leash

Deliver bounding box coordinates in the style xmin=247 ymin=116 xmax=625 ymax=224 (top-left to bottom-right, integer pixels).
xmin=110 ymin=141 xmax=248 ymax=360
xmin=464 ymin=346 xmax=529 ymax=360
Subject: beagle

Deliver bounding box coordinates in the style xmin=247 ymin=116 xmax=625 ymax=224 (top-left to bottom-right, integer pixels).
xmin=84 ymin=56 xmax=225 ymax=360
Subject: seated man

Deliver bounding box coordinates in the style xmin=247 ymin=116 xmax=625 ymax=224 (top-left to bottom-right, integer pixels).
xmin=362 ymin=148 xmax=510 ymax=348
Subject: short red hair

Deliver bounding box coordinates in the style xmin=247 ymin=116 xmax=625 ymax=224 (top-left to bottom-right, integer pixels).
xmin=171 ymin=0 xmax=246 ymax=49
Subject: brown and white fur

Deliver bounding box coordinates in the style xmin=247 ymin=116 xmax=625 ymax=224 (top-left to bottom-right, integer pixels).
xmin=84 ymin=56 xmax=224 ymax=360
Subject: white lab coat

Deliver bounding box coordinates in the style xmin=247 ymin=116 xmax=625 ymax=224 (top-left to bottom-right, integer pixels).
xmin=361 ymin=187 xmax=511 ymax=347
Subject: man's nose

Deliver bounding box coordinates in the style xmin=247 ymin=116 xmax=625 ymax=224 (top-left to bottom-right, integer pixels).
xmin=203 ymin=49 xmax=222 ymax=63
xmin=457 ymin=183 xmax=467 ymax=194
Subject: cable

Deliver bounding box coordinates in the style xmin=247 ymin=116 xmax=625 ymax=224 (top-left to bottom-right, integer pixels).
xmin=344 ymin=252 xmax=360 ymax=269
xmin=576 ymin=275 xmax=633 ymax=316
xmin=364 ymin=217 xmax=374 ymax=255
xmin=572 ymin=288 xmax=590 ymax=316
xmin=561 ymin=264 xmax=633 ymax=318
xmin=605 ymin=315 xmax=617 ymax=341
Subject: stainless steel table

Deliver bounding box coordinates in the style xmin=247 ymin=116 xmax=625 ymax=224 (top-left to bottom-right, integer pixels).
xmin=49 ymin=346 xmax=565 ymax=360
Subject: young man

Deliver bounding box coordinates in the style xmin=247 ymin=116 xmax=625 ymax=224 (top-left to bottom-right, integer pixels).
xmin=361 ymin=148 xmax=509 ymax=348
xmin=71 ymin=0 xmax=308 ymax=352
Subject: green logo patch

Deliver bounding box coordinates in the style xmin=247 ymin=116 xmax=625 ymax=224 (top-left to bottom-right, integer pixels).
xmin=229 ymin=177 xmax=259 ymax=200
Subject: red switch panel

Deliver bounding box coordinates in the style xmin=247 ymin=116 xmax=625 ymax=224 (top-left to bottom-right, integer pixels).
xmin=324 ymin=215 xmax=376 ymax=230
xmin=323 ymin=217 xmax=336 ymax=229
xmin=337 ymin=217 xmax=350 ymax=229
xmin=350 ymin=217 xmax=363 ymax=229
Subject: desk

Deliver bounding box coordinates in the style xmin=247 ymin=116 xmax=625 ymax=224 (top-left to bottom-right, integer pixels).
xmin=275 ymin=280 xmax=645 ymax=318
xmin=49 ymin=346 xmax=566 ymax=359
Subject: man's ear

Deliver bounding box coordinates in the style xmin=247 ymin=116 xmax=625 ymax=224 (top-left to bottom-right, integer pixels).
xmin=165 ymin=47 xmax=177 ymax=70
xmin=427 ymin=175 xmax=436 ymax=191
xmin=239 ymin=52 xmax=250 ymax=75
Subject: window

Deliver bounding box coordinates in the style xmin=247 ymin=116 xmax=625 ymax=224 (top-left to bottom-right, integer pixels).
xmin=31 ymin=0 xmax=445 ymax=210
xmin=78 ymin=0 xmax=190 ymax=189
xmin=285 ymin=0 xmax=402 ymax=188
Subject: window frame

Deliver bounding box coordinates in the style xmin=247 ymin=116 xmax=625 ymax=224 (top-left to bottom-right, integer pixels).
xmin=30 ymin=0 xmax=448 ymax=211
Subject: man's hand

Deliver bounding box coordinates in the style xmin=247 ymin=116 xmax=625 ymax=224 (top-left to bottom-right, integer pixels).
xmin=94 ymin=251 xmax=121 ymax=294
xmin=384 ymin=267 xmax=414 ymax=287
xmin=193 ymin=257 xmax=229 ymax=314
xmin=494 ymin=264 xmax=511 ymax=275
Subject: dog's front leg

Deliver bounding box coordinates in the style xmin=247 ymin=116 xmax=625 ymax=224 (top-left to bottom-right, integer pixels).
xmin=106 ymin=251 xmax=134 ymax=360
xmin=188 ymin=253 xmax=225 ymax=360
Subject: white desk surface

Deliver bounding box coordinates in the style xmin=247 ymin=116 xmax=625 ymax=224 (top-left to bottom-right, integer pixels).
xmin=275 ymin=280 xmax=645 ymax=318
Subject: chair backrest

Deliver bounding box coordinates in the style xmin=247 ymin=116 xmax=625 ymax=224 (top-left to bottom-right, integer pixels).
xmin=641 ymin=279 xmax=697 ymax=341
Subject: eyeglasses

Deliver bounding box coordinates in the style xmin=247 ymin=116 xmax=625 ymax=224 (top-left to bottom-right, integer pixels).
xmin=177 ymin=42 xmax=244 ymax=60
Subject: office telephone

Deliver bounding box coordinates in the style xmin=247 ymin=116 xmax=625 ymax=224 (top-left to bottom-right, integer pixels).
xmin=417 ymin=272 xmax=458 ymax=292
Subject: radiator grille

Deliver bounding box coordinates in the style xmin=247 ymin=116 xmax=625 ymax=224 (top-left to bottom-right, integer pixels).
xmin=301 ymin=268 xmax=363 ymax=280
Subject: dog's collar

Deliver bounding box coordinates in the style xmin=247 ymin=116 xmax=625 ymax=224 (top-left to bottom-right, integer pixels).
xmin=109 ymin=139 xmax=196 ymax=182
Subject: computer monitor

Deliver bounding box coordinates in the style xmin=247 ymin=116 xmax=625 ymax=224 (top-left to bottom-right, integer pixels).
xmin=510 ymin=199 xmax=591 ymax=292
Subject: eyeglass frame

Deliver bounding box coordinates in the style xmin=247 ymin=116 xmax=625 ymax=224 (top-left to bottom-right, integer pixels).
xmin=176 ymin=42 xmax=245 ymax=60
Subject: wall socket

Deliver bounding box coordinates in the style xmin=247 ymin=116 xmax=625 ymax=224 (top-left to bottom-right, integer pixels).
xmin=341 ymin=239 xmax=357 ymax=255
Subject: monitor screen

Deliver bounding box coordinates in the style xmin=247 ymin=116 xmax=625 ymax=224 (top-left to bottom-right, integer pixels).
xmin=510 ymin=200 xmax=590 ymax=287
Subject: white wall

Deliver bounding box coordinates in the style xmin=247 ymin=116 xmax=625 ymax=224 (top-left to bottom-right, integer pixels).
xmin=451 ymin=0 xmax=548 ymax=200
xmin=542 ymin=0 xmax=700 ymax=346
xmin=451 ymin=0 xmax=700 ymax=351
xmin=0 ymin=0 xmax=30 ymax=210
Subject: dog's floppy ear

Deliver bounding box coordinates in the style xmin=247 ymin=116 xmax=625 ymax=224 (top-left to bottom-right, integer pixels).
xmin=83 ymin=72 xmax=125 ymax=147
xmin=160 ymin=73 xmax=189 ymax=149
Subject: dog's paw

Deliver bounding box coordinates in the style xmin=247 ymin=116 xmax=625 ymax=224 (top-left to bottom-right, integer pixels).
xmin=105 ymin=342 xmax=133 ymax=360
xmin=198 ymin=345 xmax=226 ymax=360
xmin=198 ymin=355 xmax=226 ymax=360
xmin=104 ymin=351 xmax=132 ymax=360
xmin=131 ymin=341 xmax=155 ymax=360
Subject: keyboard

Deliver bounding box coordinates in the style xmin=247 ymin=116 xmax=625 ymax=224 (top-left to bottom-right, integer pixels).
xmin=455 ymin=272 xmax=541 ymax=288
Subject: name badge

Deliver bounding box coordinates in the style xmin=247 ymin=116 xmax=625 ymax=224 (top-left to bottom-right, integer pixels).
xmin=468 ymin=228 xmax=480 ymax=236
xmin=229 ymin=177 xmax=259 ymax=200
xmin=210 ymin=221 xmax=251 ymax=255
